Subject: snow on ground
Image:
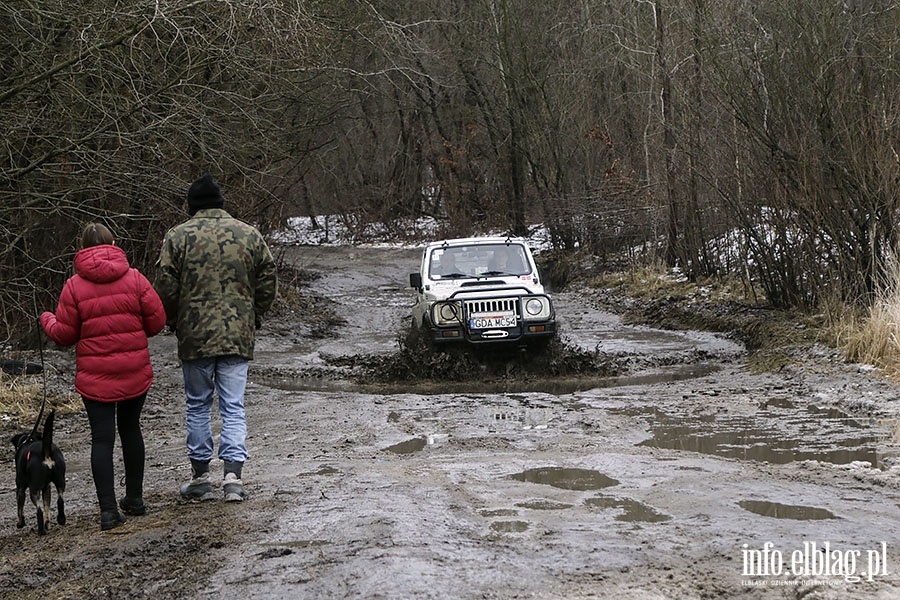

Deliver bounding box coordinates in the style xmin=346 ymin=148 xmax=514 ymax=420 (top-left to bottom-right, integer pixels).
xmin=271 ymin=215 xmax=553 ymax=251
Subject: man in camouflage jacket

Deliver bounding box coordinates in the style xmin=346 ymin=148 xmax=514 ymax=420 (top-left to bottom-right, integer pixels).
xmin=156 ymin=173 xmax=277 ymax=502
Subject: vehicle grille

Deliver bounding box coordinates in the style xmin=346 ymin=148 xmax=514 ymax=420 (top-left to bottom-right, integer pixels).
xmin=465 ymin=298 xmax=518 ymax=315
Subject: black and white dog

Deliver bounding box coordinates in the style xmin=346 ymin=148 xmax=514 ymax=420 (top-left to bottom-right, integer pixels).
xmin=11 ymin=410 xmax=66 ymax=535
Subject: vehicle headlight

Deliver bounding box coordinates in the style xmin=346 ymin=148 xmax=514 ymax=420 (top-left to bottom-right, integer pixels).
xmin=523 ymin=296 xmax=551 ymax=319
xmin=432 ymin=301 xmax=463 ymax=326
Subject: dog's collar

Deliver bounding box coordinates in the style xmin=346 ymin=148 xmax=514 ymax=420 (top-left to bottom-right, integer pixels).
xmin=15 ymin=434 xmax=34 ymax=453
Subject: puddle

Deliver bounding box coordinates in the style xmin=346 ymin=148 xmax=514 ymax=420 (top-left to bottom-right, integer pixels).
xmin=508 ymin=467 xmax=619 ymax=491
xmin=618 ymin=403 xmax=883 ymax=467
xmin=480 ymin=508 xmax=519 ymax=517
xmin=259 ymin=540 xmax=330 ymax=550
xmin=738 ymin=500 xmax=837 ymax=520
xmin=490 ymin=520 xmax=529 ymax=533
xmin=485 ymin=406 xmax=553 ymax=428
xmin=584 ymin=496 xmax=672 ymax=522
xmin=258 ymin=363 xmax=720 ymax=395
xmin=257 ymin=539 xmax=330 ymax=559
xmin=299 ymin=466 xmax=340 ymax=476
xmin=516 ymin=500 xmax=574 ymax=510
xmin=384 ymin=437 xmax=427 ymax=454
xmin=553 ymin=297 xmax=744 ymax=357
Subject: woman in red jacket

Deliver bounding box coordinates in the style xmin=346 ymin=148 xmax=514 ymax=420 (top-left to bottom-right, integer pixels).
xmin=41 ymin=223 xmax=166 ymax=531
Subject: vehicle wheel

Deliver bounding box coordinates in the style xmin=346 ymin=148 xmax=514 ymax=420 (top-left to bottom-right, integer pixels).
xmin=525 ymin=338 xmax=551 ymax=355
xmin=403 ymin=316 xmax=423 ymax=349
xmin=418 ymin=318 xmax=443 ymax=352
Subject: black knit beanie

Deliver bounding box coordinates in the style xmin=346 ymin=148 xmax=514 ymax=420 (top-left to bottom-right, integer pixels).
xmin=187 ymin=174 xmax=224 ymax=215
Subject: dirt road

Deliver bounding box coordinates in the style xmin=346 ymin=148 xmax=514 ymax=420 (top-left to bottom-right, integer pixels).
xmin=3 ymin=244 xmax=900 ymax=599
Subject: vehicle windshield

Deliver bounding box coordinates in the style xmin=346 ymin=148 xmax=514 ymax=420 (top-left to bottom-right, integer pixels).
xmin=428 ymin=243 xmax=531 ymax=279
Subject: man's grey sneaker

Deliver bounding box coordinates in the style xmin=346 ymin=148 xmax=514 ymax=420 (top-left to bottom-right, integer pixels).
xmin=180 ymin=471 xmax=215 ymax=501
xmin=223 ymin=472 xmax=248 ymax=502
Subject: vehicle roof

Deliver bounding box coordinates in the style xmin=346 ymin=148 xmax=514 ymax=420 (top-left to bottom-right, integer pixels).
xmin=422 ymin=236 xmax=529 ymax=250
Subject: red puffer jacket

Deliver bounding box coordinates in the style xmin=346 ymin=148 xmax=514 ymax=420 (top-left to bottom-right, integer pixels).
xmin=41 ymin=244 xmax=167 ymax=402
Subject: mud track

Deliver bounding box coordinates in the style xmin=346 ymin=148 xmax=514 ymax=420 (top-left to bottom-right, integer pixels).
xmin=2 ymin=244 xmax=900 ymax=600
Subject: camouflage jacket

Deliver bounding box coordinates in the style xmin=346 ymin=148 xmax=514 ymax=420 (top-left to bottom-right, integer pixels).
xmin=155 ymin=208 xmax=278 ymax=361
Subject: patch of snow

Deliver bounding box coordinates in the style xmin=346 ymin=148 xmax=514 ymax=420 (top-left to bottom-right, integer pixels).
xmin=271 ymin=215 xmax=553 ymax=252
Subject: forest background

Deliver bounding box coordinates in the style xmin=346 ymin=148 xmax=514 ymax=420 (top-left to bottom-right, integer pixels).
xmin=1 ymin=0 xmax=899 ymax=353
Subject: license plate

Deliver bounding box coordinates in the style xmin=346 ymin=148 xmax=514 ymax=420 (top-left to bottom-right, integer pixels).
xmin=470 ymin=315 xmax=517 ymax=329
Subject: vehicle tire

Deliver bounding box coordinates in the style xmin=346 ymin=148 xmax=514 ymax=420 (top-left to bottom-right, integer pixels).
xmin=403 ymin=316 xmax=425 ymax=350
xmin=419 ymin=317 xmax=443 ymax=352
xmin=525 ymin=338 xmax=551 ymax=355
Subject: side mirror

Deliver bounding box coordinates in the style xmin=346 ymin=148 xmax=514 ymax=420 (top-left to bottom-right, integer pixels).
xmin=409 ymin=272 xmax=422 ymax=289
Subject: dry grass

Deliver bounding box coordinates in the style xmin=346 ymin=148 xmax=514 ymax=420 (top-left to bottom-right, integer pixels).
xmin=832 ymin=257 xmax=900 ymax=379
xmin=0 ymin=374 xmax=80 ymax=427
xmin=835 ymin=299 xmax=900 ymax=378
xmin=594 ymin=260 xmax=759 ymax=305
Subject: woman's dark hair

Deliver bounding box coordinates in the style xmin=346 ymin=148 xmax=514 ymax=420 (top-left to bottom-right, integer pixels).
xmin=81 ymin=223 xmax=115 ymax=249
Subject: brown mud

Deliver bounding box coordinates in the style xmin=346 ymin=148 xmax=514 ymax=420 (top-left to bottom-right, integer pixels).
xmin=2 ymin=244 xmax=900 ymax=599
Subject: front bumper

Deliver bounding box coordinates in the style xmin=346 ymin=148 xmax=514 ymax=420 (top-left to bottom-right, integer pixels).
xmin=429 ymin=319 xmax=557 ymax=344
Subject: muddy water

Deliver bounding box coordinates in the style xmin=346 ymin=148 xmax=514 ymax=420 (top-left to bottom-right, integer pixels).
xmin=617 ymin=402 xmax=882 ymax=467
xmin=264 ymin=362 xmax=723 ymax=395
xmin=207 ymin=245 xmax=900 ymax=599
xmin=264 ymin=246 xmax=883 ymax=470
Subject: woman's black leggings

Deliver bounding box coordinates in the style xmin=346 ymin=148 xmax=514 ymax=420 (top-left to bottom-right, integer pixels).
xmin=82 ymin=394 xmax=146 ymax=513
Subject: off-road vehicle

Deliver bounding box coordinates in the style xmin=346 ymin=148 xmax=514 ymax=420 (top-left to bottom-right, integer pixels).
xmin=408 ymin=237 xmax=556 ymax=346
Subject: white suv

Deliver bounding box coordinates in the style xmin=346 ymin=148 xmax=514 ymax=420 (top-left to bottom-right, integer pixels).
xmin=408 ymin=237 xmax=556 ymax=346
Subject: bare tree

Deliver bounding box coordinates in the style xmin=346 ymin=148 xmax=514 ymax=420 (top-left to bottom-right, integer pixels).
xmin=700 ymin=0 xmax=900 ymax=307
xmin=0 ymin=0 xmax=328 ymax=341
xmin=5 ymin=0 xmax=899 ymax=342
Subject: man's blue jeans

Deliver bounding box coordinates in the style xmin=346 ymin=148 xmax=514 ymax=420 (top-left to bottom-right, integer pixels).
xmin=182 ymin=356 xmax=249 ymax=464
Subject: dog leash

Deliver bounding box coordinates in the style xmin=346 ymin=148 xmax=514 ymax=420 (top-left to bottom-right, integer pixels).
xmin=16 ymin=308 xmax=49 ymax=452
